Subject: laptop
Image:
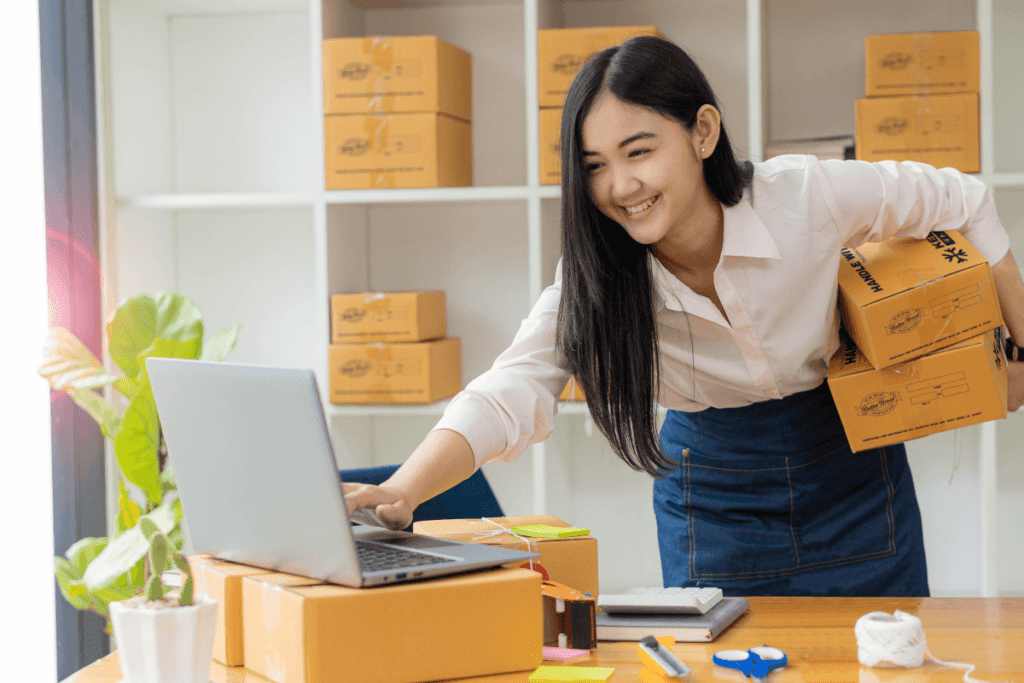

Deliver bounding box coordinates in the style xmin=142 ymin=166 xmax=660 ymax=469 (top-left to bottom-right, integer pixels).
xmin=146 ymin=357 xmax=539 ymax=588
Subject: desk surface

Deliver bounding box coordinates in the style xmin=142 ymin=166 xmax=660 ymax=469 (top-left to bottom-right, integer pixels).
xmin=66 ymin=597 xmax=1024 ymax=683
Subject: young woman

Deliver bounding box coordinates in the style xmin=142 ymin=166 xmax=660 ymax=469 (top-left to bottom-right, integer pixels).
xmin=344 ymin=36 xmax=1024 ymax=596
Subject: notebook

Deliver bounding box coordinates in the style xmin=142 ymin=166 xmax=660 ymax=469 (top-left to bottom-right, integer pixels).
xmin=146 ymin=358 xmax=539 ymax=588
xmin=595 ymin=597 xmax=750 ymax=642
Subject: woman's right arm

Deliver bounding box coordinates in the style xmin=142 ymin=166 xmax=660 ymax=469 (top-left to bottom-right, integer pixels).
xmin=342 ymin=428 xmax=475 ymax=530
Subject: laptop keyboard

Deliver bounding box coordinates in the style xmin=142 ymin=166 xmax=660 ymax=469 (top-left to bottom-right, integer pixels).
xmin=355 ymin=540 xmax=454 ymax=572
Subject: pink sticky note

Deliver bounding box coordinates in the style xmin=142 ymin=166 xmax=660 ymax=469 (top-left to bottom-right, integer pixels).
xmin=543 ymin=646 xmax=591 ymax=662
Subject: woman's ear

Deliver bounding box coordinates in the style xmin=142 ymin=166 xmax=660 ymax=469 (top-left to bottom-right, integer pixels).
xmin=692 ymin=104 xmax=722 ymax=160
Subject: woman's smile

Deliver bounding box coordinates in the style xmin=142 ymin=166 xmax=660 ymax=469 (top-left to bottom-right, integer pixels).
xmin=623 ymin=195 xmax=659 ymax=218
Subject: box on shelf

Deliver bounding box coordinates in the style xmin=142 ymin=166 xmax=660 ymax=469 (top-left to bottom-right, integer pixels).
xmin=537 ymin=26 xmax=661 ymax=108
xmin=539 ymin=107 xmax=562 ymax=185
xmin=865 ymin=31 xmax=979 ymax=97
xmin=328 ymin=337 xmax=461 ymax=404
xmin=323 ymin=35 xmax=472 ymax=120
xmin=185 ymin=557 xmax=304 ymax=666
xmin=827 ymin=327 xmax=1007 ymax=452
xmin=838 ymin=230 xmax=1003 ymax=370
xmin=242 ymin=567 xmax=541 ymax=683
xmin=413 ymin=515 xmax=598 ymax=598
xmin=560 ymin=376 xmax=585 ymax=401
xmin=324 ymin=112 xmax=472 ymax=190
xmin=331 ymin=291 xmax=445 ymax=343
xmin=854 ymin=92 xmax=979 ymax=173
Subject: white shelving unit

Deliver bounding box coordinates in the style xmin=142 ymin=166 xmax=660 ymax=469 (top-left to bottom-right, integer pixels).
xmin=96 ymin=0 xmax=1024 ymax=595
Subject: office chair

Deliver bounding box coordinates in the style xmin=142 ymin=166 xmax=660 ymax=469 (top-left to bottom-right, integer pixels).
xmin=339 ymin=464 xmax=503 ymax=532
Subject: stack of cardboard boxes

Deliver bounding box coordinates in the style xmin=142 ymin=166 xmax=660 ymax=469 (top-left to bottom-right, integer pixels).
xmin=828 ymin=231 xmax=1008 ymax=452
xmin=537 ymin=26 xmax=661 ymax=185
xmin=323 ymin=36 xmax=473 ymax=189
xmin=328 ymin=291 xmax=461 ymax=404
xmin=855 ymin=31 xmax=980 ymax=173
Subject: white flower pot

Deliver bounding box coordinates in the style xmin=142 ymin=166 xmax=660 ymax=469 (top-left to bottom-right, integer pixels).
xmin=109 ymin=596 xmax=219 ymax=683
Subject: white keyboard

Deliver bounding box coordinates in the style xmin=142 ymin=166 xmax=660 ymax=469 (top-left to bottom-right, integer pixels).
xmin=597 ymin=586 xmax=724 ymax=615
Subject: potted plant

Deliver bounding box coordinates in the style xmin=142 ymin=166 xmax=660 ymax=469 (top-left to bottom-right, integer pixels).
xmin=107 ymin=518 xmax=218 ymax=683
xmin=39 ymin=290 xmax=240 ymax=631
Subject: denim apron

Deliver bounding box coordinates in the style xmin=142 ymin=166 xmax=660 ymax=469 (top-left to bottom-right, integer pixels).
xmin=652 ymin=381 xmax=930 ymax=596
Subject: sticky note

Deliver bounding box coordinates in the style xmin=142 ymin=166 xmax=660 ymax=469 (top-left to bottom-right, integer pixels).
xmin=529 ymin=665 xmax=615 ymax=682
xmin=543 ymin=646 xmax=590 ymax=662
xmin=512 ymin=524 xmax=590 ymax=538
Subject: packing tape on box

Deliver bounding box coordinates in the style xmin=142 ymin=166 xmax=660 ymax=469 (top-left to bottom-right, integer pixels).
xmin=363 ymin=37 xmax=396 ymax=114
xmin=431 ymin=517 xmax=540 ymax=571
xmin=854 ymin=610 xmax=1001 ymax=682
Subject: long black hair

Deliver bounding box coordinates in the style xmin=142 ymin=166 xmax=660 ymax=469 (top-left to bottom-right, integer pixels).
xmin=555 ymin=36 xmax=754 ymax=477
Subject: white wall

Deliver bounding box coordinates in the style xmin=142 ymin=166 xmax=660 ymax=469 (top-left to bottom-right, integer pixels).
xmin=0 ymin=2 xmax=58 ymax=678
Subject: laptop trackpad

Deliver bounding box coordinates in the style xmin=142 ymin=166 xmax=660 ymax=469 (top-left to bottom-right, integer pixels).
xmin=382 ymin=535 xmax=462 ymax=550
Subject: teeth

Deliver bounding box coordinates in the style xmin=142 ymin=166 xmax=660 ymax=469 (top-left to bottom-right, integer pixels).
xmin=624 ymin=197 xmax=656 ymax=215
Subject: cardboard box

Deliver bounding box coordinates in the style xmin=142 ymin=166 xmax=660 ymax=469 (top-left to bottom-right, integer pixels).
xmin=184 ymin=556 xmax=278 ymax=666
xmin=328 ymin=337 xmax=461 ymax=404
xmin=330 ymin=291 xmax=445 ymax=343
xmin=539 ymin=107 xmax=562 ymax=185
xmin=413 ymin=516 xmax=598 ymax=598
xmin=827 ymin=327 xmax=1007 ymax=452
xmin=538 ymin=26 xmax=661 ymax=107
xmin=324 ymin=112 xmax=472 ymax=189
xmin=854 ymin=92 xmax=979 ymax=173
xmin=323 ymin=35 xmax=471 ymax=120
xmin=242 ymin=567 xmax=541 ymax=683
xmin=560 ymin=376 xmax=585 ymax=401
xmin=865 ymin=31 xmax=979 ymax=97
xmin=837 ymin=230 xmax=1003 ymax=369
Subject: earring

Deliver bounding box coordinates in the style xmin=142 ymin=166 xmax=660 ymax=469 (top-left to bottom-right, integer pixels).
xmin=701 ymin=147 xmax=706 ymax=153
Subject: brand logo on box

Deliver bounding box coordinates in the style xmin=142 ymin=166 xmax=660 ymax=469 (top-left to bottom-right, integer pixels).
xmin=880 ymin=52 xmax=914 ymax=70
xmin=341 ymin=359 xmax=372 ymax=378
xmin=886 ymin=309 xmax=925 ymax=335
xmin=857 ymin=391 xmax=901 ymax=416
xmin=552 ymin=54 xmax=587 ymax=75
xmin=341 ymin=307 xmax=366 ymax=322
xmin=340 ymin=138 xmax=371 ymax=156
xmin=340 ymin=62 xmax=370 ymax=80
xmin=877 ymin=117 xmax=909 ymax=136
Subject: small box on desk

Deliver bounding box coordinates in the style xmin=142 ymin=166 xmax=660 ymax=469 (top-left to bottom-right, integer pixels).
xmin=323 ymin=35 xmax=471 ymax=120
xmin=330 ymin=291 xmax=445 ymax=343
xmin=827 ymin=327 xmax=1007 ymax=452
xmin=324 ymin=112 xmax=472 ymax=189
xmin=854 ymin=92 xmax=979 ymax=173
xmin=865 ymin=31 xmax=979 ymax=97
xmin=241 ymin=567 xmax=542 ymax=683
xmin=837 ymin=230 xmax=1002 ymax=370
xmin=537 ymin=26 xmax=660 ymax=108
xmin=328 ymin=337 xmax=461 ymax=404
xmin=185 ymin=556 xmax=315 ymax=667
xmin=413 ymin=515 xmax=598 ymax=598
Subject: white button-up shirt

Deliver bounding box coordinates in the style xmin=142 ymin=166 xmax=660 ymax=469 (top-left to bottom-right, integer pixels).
xmin=435 ymin=155 xmax=1011 ymax=468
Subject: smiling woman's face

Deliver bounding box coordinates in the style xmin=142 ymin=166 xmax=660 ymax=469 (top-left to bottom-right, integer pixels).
xmin=581 ymin=92 xmax=707 ymax=248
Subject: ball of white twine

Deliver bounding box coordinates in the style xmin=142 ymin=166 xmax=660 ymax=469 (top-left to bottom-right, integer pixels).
xmin=854 ymin=610 xmax=1001 ymax=683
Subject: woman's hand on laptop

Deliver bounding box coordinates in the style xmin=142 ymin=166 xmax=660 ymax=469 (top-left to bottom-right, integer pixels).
xmin=343 ymin=483 xmax=414 ymax=530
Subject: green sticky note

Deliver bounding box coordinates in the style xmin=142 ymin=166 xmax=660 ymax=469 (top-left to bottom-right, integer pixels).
xmin=529 ymin=665 xmax=615 ymax=682
xmin=511 ymin=524 xmax=590 ymax=538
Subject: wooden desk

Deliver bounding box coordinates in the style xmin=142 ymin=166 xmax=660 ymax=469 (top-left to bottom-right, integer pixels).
xmin=65 ymin=597 xmax=1023 ymax=682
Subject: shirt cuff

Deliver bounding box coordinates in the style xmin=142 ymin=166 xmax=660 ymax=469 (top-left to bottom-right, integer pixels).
xmin=432 ymin=391 xmax=510 ymax=470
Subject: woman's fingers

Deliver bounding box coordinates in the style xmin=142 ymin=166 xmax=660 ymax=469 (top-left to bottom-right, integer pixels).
xmin=342 ymin=482 xmax=414 ymax=530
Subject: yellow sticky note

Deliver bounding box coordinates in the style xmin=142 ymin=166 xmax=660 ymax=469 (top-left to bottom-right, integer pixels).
xmin=529 ymin=665 xmax=616 ymax=682
xmin=512 ymin=524 xmax=590 ymax=538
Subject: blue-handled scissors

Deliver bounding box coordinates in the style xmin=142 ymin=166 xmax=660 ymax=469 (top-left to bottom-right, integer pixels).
xmin=712 ymin=646 xmax=787 ymax=682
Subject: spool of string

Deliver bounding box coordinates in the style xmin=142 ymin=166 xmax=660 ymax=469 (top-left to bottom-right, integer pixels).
xmin=854 ymin=610 xmax=1002 ymax=683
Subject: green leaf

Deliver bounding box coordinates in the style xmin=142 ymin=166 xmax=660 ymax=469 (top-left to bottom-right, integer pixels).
xmin=108 ymin=295 xmax=158 ymax=380
xmin=66 ymin=537 xmax=109 ymax=576
xmin=117 ymin=480 xmax=142 ymax=534
xmin=38 ymin=327 xmax=120 ymax=391
xmin=135 ymin=336 xmax=202 ymax=388
xmin=83 ymin=497 xmax=180 ymax=591
xmin=66 ymin=387 xmax=122 ymax=440
xmin=113 ymin=378 xmax=135 ymax=399
xmin=154 ymin=291 xmax=204 ymax=349
xmin=54 ymin=558 xmax=91 ymax=610
xmin=200 ymin=324 xmax=241 ymax=361
xmin=114 ymin=388 xmax=162 ymax=505
xmin=160 ymin=463 xmax=177 ymax=493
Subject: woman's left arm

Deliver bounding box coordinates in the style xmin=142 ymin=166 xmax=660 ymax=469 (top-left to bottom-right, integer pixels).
xmin=992 ymin=249 xmax=1024 ymax=411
